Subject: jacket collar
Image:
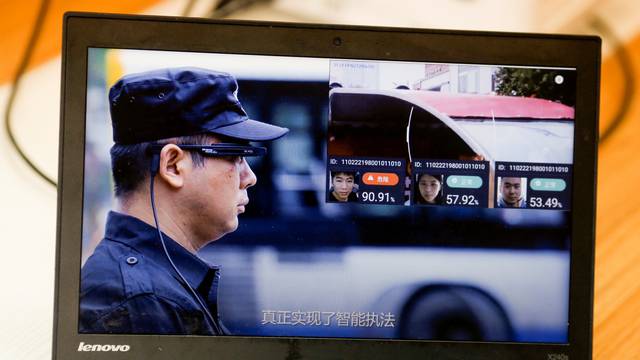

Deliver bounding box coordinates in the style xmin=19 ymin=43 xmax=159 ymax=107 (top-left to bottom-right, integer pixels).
xmin=104 ymin=211 xmax=219 ymax=290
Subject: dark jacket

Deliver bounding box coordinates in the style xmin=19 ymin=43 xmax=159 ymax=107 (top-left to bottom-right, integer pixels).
xmin=79 ymin=211 xmax=225 ymax=335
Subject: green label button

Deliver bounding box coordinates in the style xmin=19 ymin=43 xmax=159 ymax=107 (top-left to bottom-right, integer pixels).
xmin=446 ymin=175 xmax=483 ymax=189
xmin=529 ymin=178 xmax=566 ymax=192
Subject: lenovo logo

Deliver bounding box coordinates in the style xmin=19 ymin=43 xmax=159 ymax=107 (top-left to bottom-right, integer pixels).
xmin=547 ymin=354 xmax=568 ymax=360
xmin=77 ymin=342 xmax=130 ymax=352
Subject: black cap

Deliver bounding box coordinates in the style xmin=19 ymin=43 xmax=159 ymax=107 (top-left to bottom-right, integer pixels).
xmin=108 ymin=67 xmax=289 ymax=144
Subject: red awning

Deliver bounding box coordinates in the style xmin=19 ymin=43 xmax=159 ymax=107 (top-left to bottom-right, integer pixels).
xmin=403 ymin=91 xmax=574 ymax=120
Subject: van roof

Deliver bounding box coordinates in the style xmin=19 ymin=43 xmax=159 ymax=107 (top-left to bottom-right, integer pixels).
xmin=402 ymin=91 xmax=574 ymax=120
xmin=332 ymin=88 xmax=574 ymax=120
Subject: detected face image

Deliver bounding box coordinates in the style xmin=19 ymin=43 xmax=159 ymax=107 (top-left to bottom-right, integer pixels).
xmin=416 ymin=173 xmax=443 ymax=205
xmin=498 ymin=177 xmax=527 ymax=208
xmin=329 ymin=171 xmax=358 ymax=202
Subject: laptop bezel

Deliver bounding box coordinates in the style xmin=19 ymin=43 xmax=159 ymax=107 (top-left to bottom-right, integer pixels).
xmin=54 ymin=12 xmax=599 ymax=359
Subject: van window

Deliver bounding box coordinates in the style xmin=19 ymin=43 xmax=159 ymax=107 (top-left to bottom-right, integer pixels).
xmin=329 ymin=92 xmax=476 ymax=160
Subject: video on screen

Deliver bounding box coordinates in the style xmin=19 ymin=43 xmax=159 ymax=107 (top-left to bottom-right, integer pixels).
xmin=81 ymin=49 xmax=575 ymax=343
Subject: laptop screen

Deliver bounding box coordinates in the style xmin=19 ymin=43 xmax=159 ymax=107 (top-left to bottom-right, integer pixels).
xmin=80 ymin=47 xmax=575 ymax=343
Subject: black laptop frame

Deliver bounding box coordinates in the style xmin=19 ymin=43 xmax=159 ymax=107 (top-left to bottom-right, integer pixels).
xmin=54 ymin=12 xmax=599 ymax=360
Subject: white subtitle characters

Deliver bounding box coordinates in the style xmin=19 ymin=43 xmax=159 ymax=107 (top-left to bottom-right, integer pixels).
xmin=261 ymin=310 xmax=395 ymax=328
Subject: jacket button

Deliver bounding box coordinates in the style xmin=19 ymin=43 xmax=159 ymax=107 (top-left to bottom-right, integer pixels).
xmin=126 ymin=256 xmax=138 ymax=265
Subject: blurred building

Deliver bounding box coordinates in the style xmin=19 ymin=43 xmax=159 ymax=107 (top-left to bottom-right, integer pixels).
xmin=415 ymin=64 xmax=496 ymax=94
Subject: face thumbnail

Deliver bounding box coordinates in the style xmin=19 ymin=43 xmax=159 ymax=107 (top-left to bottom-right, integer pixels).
xmin=418 ymin=174 xmax=441 ymax=204
xmin=332 ymin=172 xmax=355 ymax=202
xmin=500 ymin=177 xmax=522 ymax=206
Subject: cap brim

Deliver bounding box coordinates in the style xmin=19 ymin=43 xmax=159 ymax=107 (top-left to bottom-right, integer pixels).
xmin=209 ymin=119 xmax=289 ymax=141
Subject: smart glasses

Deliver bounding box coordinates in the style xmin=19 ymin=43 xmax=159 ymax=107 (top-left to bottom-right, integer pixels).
xmin=149 ymin=143 xmax=267 ymax=158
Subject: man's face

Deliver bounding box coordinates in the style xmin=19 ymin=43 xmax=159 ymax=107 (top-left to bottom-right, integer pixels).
xmin=183 ymin=141 xmax=257 ymax=242
xmin=332 ymin=172 xmax=355 ymax=201
xmin=500 ymin=177 xmax=522 ymax=206
xmin=418 ymin=174 xmax=441 ymax=203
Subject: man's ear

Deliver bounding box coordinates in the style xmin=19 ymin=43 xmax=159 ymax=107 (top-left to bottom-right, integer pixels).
xmin=157 ymin=144 xmax=189 ymax=189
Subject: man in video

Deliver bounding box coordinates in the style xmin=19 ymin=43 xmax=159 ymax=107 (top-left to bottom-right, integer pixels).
xmin=497 ymin=177 xmax=526 ymax=208
xmin=415 ymin=173 xmax=443 ymax=205
xmin=329 ymin=171 xmax=358 ymax=202
xmin=79 ymin=67 xmax=288 ymax=335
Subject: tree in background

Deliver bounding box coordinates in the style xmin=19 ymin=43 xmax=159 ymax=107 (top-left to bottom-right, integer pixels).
xmin=494 ymin=68 xmax=576 ymax=107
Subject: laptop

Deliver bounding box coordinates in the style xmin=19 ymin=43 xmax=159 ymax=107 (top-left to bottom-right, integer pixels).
xmin=54 ymin=12 xmax=600 ymax=359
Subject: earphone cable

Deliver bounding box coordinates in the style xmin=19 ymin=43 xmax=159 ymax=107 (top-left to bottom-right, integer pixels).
xmin=149 ymin=172 xmax=223 ymax=335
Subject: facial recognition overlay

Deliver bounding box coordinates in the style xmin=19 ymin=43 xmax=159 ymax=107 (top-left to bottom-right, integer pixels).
xmin=82 ymin=49 xmax=575 ymax=343
xmin=412 ymin=160 xmax=490 ymax=207
xmin=327 ymin=158 xmax=405 ymax=205
xmin=496 ymin=162 xmax=572 ymax=210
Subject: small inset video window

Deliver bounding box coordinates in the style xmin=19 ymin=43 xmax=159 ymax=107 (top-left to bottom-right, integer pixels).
xmin=328 ymin=171 xmax=359 ymax=203
xmin=414 ymin=173 xmax=444 ymax=205
xmin=497 ymin=177 xmax=527 ymax=208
